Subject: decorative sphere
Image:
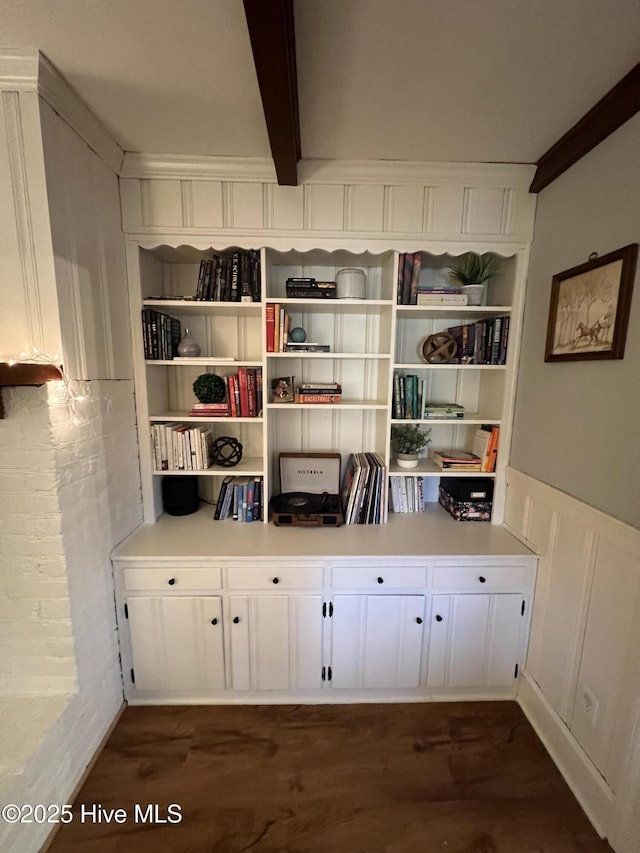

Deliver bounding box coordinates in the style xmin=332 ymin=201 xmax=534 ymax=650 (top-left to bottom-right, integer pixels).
xmin=289 ymin=327 xmax=307 ymax=343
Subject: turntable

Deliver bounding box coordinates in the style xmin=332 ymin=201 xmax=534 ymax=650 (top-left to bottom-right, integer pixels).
xmin=271 ymin=453 xmax=344 ymax=527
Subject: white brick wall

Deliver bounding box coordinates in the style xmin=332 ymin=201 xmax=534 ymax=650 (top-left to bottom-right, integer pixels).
xmin=0 ymin=381 xmax=142 ymax=853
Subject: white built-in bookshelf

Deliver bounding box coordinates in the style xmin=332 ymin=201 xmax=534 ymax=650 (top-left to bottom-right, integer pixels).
xmin=126 ymin=242 xmax=526 ymax=526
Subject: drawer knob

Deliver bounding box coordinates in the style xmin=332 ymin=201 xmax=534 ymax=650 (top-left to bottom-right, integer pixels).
xmin=210 ymin=618 xmax=218 ymax=626
xmin=478 ymin=576 xmax=487 ymax=583
xmin=233 ymin=616 xmax=240 ymax=624
xmin=167 ymin=578 xmax=176 ymax=586
xmin=435 ymin=614 xmax=443 ymax=622
xmin=377 ymin=576 xmax=384 ymax=584
xmin=272 ymin=577 xmax=279 ymax=584
xmin=416 ymin=617 xmax=423 ymax=624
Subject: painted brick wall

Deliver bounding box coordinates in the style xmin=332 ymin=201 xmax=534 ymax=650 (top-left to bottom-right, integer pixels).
xmin=0 ymin=380 xmax=142 ymax=853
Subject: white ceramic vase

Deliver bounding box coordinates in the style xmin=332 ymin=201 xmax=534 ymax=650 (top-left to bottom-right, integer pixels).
xmin=461 ymin=284 xmax=486 ymax=306
xmin=396 ymin=453 xmax=419 ymax=469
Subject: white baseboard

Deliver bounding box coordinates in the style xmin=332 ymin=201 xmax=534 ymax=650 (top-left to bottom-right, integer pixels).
xmin=517 ymin=671 xmax=613 ymax=838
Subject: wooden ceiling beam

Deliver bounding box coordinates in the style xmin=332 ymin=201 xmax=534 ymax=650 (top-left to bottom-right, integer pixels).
xmin=0 ymin=362 xmax=62 ymax=418
xmin=530 ymin=63 xmax=640 ymax=193
xmin=243 ymin=0 xmax=301 ymax=186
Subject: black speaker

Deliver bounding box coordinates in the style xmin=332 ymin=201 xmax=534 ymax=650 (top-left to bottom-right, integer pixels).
xmin=162 ymin=476 xmax=200 ymax=516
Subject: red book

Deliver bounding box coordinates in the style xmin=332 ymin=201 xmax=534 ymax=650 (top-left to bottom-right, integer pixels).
xmin=247 ymin=368 xmax=257 ymax=417
xmin=238 ymin=367 xmax=249 ymax=417
xmin=227 ymin=374 xmax=238 ymax=417
xmin=265 ymin=303 xmax=275 ymax=352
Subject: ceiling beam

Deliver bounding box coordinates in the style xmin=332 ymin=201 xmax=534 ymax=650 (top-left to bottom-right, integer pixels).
xmin=243 ymin=0 xmax=301 ymax=186
xmin=530 ymin=64 xmax=640 ymax=193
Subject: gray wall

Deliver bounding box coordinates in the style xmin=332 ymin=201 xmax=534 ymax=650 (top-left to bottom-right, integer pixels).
xmin=511 ymin=113 xmax=640 ymax=529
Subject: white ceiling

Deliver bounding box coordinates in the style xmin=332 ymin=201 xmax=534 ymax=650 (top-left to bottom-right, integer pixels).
xmin=1 ymin=0 xmax=638 ymax=165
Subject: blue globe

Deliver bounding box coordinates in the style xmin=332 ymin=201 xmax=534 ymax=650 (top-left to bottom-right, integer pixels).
xmin=289 ymin=327 xmax=307 ymax=343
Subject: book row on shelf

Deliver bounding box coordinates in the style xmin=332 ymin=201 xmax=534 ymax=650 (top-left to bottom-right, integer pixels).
xmin=389 ymin=476 xmax=428 ymax=513
xmin=142 ymin=310 xmax=181 ymax=360
xmin=448 ymin=315 xmax=510 ymax=365
xmin=188 ymin=368 xmax=263 ymax=418
xmin=193 ymin=251 xmax=261 ymax=302
xmin=393 ymin=373 xmax=469 ymax=421
xmin=152 ymin=423 xmax=214 ymax=472
xmin=340 ymin=453 xmax=388 ymax=525
xmin=429 ymin=425 xmax=500 ymax=473
xmin=213 ymin=476 xmax=264 ymax=522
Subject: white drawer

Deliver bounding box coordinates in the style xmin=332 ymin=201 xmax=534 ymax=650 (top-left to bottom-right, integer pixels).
xmin=123 ymin=566 xmax=222 ymax=592
xmin=431 ymin=564 xmax=531 ymax=592
xmin=226 ymin=565 xmax=324 ymax=590
xmin=332 ymin=565 xmax=427 ymax=590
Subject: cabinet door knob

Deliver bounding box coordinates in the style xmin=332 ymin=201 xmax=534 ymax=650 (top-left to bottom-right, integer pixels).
xmin=478 ymin=576 xmax=487 ymax=583
xmin=377 ymin=576 xmax=384 ymax=584
xmin=167 ymin=578 xmax=176 ymax=586
xmin=435 ymin=614 xmax=443 ymax=622
xmin=233 ymin=616 xmax=240 ymax=624
xmin=416 ymin=617 xmax=423 ymax=624
xmin=210 ymin=618 xmax=218 ymax=626
xmin=272 ymin=577 xmax=279 ymax=584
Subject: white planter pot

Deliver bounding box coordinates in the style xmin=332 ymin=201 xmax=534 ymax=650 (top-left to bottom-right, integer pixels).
xmin=396 ymin=453 xmax=419 ymax=469
xmin=461 ymin=284 xmax=486 ymax=306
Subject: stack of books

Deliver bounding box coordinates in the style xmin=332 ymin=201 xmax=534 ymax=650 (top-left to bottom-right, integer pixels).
xmin=396 ymin=252 xmax=422 ymax=305
xmin=447 ymin=316 xmax=510 ymax=365
xmin=188 ymin=402 xmax=229 ymax=417
xmin=430 ymin=449 xmax=483 ymax=471
xmin=194 ymin=251 xmax=261 ymax=303
xmin=392 ymin=372 xmax=465 ymax=420
xmin=423 ymin=403 xmax=465 ymax=420
xmin=417 ymin=287 xmax=467 ymax=306
xmin=141 ymin=310 xmax=181 ymax=360
xmin=389 ymin=476 xmax=427 ymax=513
xmin=286 ymin=278 xmax=336 ymax=299
xmin=294 ymin=383 xmax=342 ymax=404
xmin=285 ymin=342 xmax=330 ymax=353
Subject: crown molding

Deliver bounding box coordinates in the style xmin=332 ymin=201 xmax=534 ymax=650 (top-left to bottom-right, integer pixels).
xmin=0 ymin=48 xmax=123 ymax=174
xmin=121 ymin=152 xmax=536 ymax=189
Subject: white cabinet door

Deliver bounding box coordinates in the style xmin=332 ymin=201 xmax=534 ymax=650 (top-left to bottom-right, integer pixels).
xmin=228 ymin=595 xmax=323 ymax=690
xmin=127 ymin=596 xmax=225 ymax=691
xmin=426 ymin=593 xmax=523 ymax=689
xmin=331 ymin=595 xmax=426 ymax=689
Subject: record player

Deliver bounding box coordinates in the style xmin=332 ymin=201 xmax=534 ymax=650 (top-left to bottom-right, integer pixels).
xmin=271 ymin=453 xmax=344 ymax=527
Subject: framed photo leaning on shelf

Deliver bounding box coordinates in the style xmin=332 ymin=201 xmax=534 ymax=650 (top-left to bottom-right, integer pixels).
xmin=544 ymin=244 xmax=638 ymax=362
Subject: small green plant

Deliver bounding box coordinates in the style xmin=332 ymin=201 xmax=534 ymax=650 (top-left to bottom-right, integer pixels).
xmin=193 ymin=373 xmax=226 ymax=403
xmin=391 ymin=423 xmax=432 ymax=455
xmin=448 ymin=253 xmax=500 ymax=286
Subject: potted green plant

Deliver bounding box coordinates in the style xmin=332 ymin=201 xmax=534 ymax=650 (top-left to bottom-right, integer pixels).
xmin=193 ymin=373 xmax=226 ymax=403
xmin=391 ymin=423 xmax=432 ymax=468
xmin=448 ymin=253 xmax=500 ymax=305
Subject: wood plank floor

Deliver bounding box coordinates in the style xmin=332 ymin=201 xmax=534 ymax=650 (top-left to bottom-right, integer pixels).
xmin=46 ymin=702 xmax=613 ymax=853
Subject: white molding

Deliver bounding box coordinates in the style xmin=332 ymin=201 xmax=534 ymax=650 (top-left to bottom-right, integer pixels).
xmin=121 ymin=152 xmax=536 ymax=189
xmin=518 ymin=672 xmax=613 ymax=838
xmin=0 ymin=48 xmax=123 ymax=174
xmin=123 ymin=229 xmax=532 ymax=255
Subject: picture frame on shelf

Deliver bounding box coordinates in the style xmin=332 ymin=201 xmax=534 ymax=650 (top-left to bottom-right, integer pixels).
xmin=544 ymin=244 xmax=638 ymax=362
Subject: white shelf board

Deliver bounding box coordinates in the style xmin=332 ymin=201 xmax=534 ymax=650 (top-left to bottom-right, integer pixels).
xmin=389 ymin=459 xmax=494 ymax=477
xmin=143 ymin=299 xmax=262 ymax=317
xmin=267 ymin=400 xmax=388 ymax=411
xmin=268 ymin=352 xmax=391 ymax=360
xmin=396 ymin=304 xmax=512 ymax=319
xmin=153 ymin=457 xmax=264 ymax=477
xmin=267 ymin=298 xmax=392 ymax=314
xmin=393 ymin=362 xmax=506 ymax=370
xmin=150 ymin=413 xmax=263 ymax=423
xmin=146 ymin=359 xmax=262 ymax=367
xmin=390 ymin=418 xmax=502 ymax=425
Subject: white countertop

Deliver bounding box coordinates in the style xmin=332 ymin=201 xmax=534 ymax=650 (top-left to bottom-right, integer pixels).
xmin=112 ymin=504 xmax=535 ymax=561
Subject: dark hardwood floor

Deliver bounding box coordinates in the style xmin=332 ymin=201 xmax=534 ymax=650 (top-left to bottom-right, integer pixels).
xmin=46 ymin=702 xmax=613 ymax=853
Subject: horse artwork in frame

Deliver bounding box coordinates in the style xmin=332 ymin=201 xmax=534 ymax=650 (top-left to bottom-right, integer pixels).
xmin=544 ymin=244 xmax=638 ymax=362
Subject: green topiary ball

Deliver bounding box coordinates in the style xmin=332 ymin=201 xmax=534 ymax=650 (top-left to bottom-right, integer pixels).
xmin=193 ymin=373 xmax=226 ymax=403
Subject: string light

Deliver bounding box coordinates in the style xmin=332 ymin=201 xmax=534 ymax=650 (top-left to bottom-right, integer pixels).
xmin=2 ymin=347 xmax=90 ymax=419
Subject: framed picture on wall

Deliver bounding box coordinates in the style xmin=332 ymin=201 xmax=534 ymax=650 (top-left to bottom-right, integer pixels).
xmin=544 ymin=244 xmax=638 ymax=362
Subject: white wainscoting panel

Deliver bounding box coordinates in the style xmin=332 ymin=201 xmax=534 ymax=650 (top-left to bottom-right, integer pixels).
xmin=505 ymin=468 xmax=640 ymax=850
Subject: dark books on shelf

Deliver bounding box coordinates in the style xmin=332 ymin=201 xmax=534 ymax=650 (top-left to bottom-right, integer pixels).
xmin=141 ymin=310 xmax=181 ymax=360
xmin=214 ymin=476 xmax=264 ymax=522
xmin=194 ymin=251 xmax=261 ymax=302
xmin=446 ymin=315 xmax=510 ymax=365
xmin=397 ymin=252 xmax=423 ymax=305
